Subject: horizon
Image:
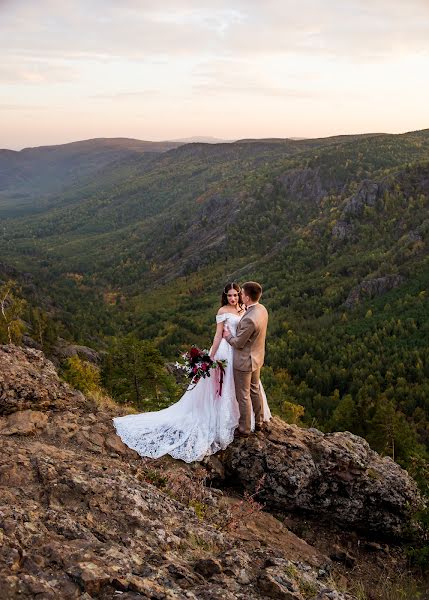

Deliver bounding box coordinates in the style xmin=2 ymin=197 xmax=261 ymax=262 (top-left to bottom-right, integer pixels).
xmin=2 ymin=126 xmax=428 ymax=153
xmin=2 ymin=0 xmax=429 ymax=149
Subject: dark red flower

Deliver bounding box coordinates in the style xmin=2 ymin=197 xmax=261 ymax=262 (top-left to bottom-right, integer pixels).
xmin=189 ymin=347 xmax=201 ymax=359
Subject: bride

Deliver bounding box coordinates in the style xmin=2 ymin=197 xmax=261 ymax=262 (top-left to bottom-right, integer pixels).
xmin=113 ymin=283 xmax=271 ymax=463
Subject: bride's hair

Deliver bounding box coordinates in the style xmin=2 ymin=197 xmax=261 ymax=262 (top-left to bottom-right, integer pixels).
xmin=221 ymin=282 xmax=244 ymax=311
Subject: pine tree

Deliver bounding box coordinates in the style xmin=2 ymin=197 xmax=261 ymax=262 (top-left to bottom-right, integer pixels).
xmin=102 ymin=335 xmax=178 ymax=409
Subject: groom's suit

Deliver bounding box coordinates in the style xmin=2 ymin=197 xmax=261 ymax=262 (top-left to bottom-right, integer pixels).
xmin=226 ymin=303 xmax=268 ymax=434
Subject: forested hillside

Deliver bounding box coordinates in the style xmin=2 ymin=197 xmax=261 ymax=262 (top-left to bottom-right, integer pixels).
xmin=0 ymin=137 xmax=183 ymax=217
xmin=1 ymin=130 xmax=429 ymax=478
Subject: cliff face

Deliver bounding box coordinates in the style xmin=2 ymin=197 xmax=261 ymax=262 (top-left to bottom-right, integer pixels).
xmin=0 ymin=345 xmax=423 ymax=599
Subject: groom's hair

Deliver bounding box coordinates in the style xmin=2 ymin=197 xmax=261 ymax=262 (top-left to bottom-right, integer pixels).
xmin=242 ymin=281 xmax=262 ymax=302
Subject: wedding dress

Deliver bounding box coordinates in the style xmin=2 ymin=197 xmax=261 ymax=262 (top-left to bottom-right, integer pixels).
xmin=113 ymin=312 xmax=271 ymax=463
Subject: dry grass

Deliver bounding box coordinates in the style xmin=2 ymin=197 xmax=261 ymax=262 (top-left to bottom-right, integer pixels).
xmin=349 ymin=573 xmax=429 ymax=600
xmin=85 ymin=389 xmax=138 ymax=414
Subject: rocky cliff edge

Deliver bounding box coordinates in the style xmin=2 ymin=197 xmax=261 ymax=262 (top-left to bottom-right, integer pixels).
xmin=0 ymin=345 xmax=423 ymax=600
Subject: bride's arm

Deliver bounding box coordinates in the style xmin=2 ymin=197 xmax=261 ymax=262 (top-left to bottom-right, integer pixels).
xmin=210 ymin=321 xmax=225 ymax=360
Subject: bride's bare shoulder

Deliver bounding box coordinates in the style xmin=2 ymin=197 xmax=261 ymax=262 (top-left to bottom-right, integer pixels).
xmin=217 ymin=306 xmax=229 ymax=315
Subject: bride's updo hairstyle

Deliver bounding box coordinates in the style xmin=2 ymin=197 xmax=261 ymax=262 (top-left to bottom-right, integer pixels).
xmin=221 ymin=282 xmax=244 ymax=310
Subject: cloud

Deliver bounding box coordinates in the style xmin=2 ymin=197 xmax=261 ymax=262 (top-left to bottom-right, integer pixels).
xmin=0 ymin=104 xmax=49 ymax=110
xmin=0 ymin=61 xmax=78 ymax=84
xmin=1 ymin=0 xmax=428 ymax=147
xmin=89 ymin=90 xmax=161 ymax=100
xmin=194 ymin=82 xmax=315 ymax=98
xmin=1 ymin=0 xmax=428 ymax=67
xmin=192 ymin=58 xmax=317 ymax=98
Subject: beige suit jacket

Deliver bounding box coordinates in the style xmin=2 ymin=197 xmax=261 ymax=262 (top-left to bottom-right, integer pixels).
xmin=226 ymin=303 xmax=268 ymax=372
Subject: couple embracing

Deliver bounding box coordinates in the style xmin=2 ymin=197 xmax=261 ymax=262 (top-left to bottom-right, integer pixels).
xmin=113 ymin=281 xmax=271 ymax=463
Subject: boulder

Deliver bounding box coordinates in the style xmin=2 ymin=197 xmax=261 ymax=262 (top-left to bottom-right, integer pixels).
xmin=215 ymin=418 xmax=422 ymax=538
xmin=52 ymin=340 xmax=101 ymax=364
xmin=0 ymin=409 xmax=48 ymax=435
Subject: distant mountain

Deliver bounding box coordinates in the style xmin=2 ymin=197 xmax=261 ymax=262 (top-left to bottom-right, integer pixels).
xmin=169 ymin=136 xmax=233 ymax=144
xmin=0 ymin=135 xmax=344 ymax=219
xmin=1 ymin=128 xmax=428 ymax=313
xmin=0 ymin=137 xmax=183 ymax=216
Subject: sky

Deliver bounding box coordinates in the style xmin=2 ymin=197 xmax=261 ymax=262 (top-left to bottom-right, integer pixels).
xmin=1 ymin=0 xmax=429 ymax=150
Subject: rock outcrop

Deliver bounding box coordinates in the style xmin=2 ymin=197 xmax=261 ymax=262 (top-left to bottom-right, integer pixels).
xmin=342 ymin=181 xmax=381 ymax=217
xmin=331 ymin=180 xmax=383 ymax=243
xmin=0 ymin=345 xmax=88 ymax=415
xmin=0 ymin=344 xmax=423 ymax=598
xmin=344 ymin=274 xmax=405 ymax=308
xmin=278 ymin=168 xmax=327 ymax=205
xmin=214 ymin=419 xmax=422 ymax=538
xmin=1 ymin=345 xmax=358 ymax=599
xmin=52 ymin=339 xmax=102 ymax=365
xmin=331 ymin=220 xmax=354 ymax=242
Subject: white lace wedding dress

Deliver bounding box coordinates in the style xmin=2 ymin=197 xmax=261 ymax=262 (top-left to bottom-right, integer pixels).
xmin=113 ymin=312 xmax=271 ymax=463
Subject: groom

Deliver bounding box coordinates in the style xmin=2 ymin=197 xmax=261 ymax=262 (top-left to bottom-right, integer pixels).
xmin=223 ymin=281 xmax=268 ymax=438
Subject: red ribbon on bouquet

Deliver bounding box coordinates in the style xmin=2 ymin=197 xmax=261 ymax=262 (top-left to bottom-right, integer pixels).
xmin=217 ymin=363 xmax=226 ymax=397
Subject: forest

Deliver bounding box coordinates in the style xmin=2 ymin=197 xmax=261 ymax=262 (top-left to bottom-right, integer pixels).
xmin=1 ymin=131 xmax=429 ymax=562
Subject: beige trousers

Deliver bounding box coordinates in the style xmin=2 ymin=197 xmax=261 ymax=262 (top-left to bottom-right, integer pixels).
xmin=233 ymin=368 xmax=264 ymax=434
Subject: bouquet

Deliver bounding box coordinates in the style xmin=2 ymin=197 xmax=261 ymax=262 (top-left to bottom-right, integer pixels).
xmin=176 ymin=346 xmax=227 ymax=393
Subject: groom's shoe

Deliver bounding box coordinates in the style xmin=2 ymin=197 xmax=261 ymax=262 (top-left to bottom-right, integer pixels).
xmin=254 ymin=423 xmax=267 ymax=433
xmin=234 ymin=429 xmax=249 ymax=439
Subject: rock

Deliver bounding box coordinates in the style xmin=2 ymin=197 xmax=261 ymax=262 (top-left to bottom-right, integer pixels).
xmin=0 ymin=344 xmax=87 ymax=415
xmin=72 ymin=431 xmax=103 ymax=453
xmin=52 ymin=340 xmax=101 ymax=365
xmin=217 ymin=417 xmax=422 ymax=538
xmin=194 ymin=558 xmax=223 ymax=578
xmin=344 ymin=274 xmax=405 ymax=308
xmin=342 ymin=180 xmax=381 ymax=217
xmin=21 ymin=334 xmax=43 ymax=350
xmin=258 ymin=571 xmax=302 ymax=599
xmin=0 ymin=409 xmax=48 ymax=435
xmin=0 ymin=343 xmax=418 ymax=600
xmin=404 ymin=229 xmax=423 ymax=243
xmin=331 ymin=220 xmax=354 ymax=241
xmin=363 ymin=541 xmax=384 ymax=553
xmin=202 ymin=454 xmax=225 ymax=481
xmin=329 ymin=550 xmax=356 ymax=568
xmin=105 ymin=432 xmax=128 ymax=455
xmin=278 ymin=168 xmax=327 ymax=205
xmin=67 ymin=561 xmax=111 ymax=594
xmin=313 ymin=590 xmax=356 ymax=600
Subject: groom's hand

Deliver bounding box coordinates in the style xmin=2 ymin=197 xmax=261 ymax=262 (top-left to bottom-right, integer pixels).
xmin=223 ymin=325 xmax=231 ymax=339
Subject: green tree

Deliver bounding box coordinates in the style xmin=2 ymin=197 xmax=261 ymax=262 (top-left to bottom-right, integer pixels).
xmin=282 ymin=400 xmax=305 ymax=425
xmin=27 ymin=306 xmax=59 ymax=352
xmin=102 ymin=335 xmax=178 ymax=409
xmin=60 ymin=355 xmax=101 ymax=394
xmin=367 ymin=396 xmax=424 ymax=464
xmin=0 ymin=280 xmax=26 ymax=344
xmin=330 ymin=394 xmax=360 ymax=433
